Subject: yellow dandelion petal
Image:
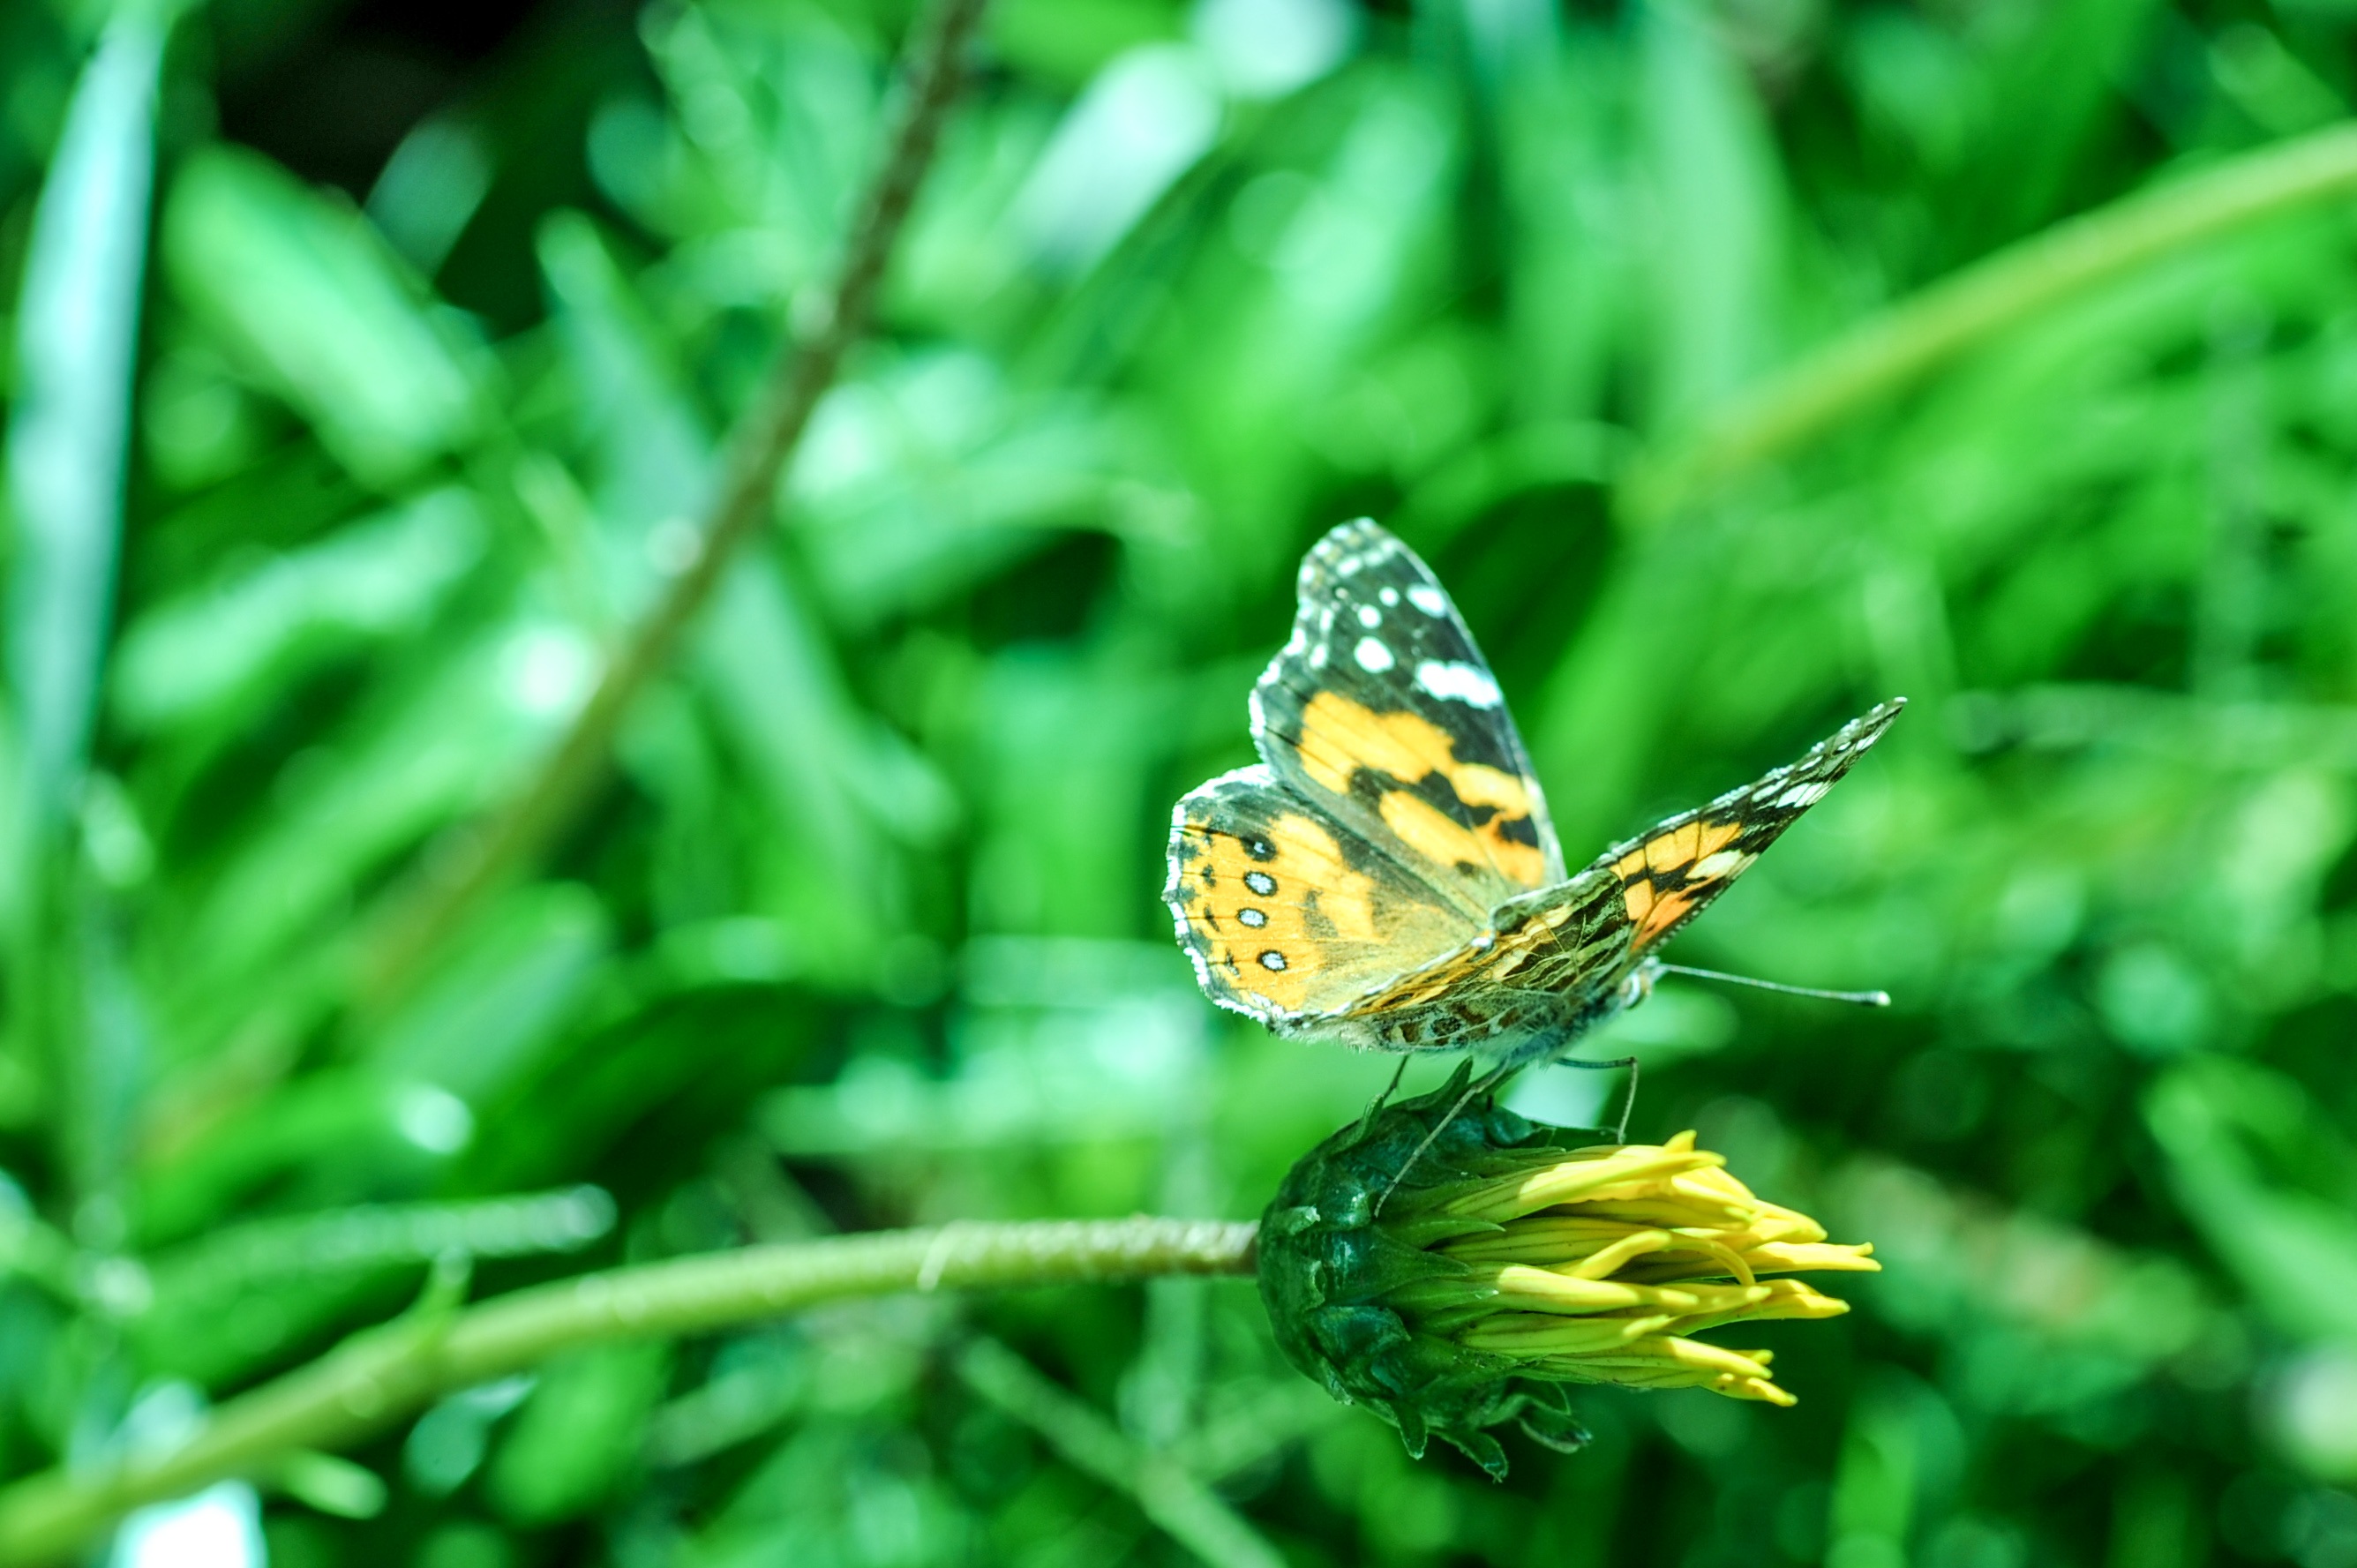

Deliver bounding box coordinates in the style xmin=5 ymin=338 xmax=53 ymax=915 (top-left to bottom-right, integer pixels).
xmin=1737 ymin=1242 xmax=1880 ymax=1276
xmin=1749 ymin=1203 xmax=1830 ymax=1243
xmin=1441 ymin=1216 xmax=1659 ymax=1266
xmin=1460 ymin=1314 xmax=1673 ymax=1355
xmin=1679 ymin=1164 xmax=1760 ymax=1202
xmin=1558 ymin=1197 xmax=1759 ymax=1230
xmin=1714 ymin=1377 xmax=1798 ymax=1407
xmin=1565 ymin=1229 xmax=1683 ymax=1279
xmin=1574 ymin=1335 xmax=1769 ymax=1373
xmin=1666 ymin=1282 xmax=1850 ymax=1338
xmin=1485 ymin=1264 xmax=1706 ymax=1316
xmin=1446 ymin=1147 xmax=1727 ymax=1223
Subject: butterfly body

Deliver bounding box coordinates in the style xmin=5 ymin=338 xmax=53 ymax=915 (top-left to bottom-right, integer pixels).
xmin=1165 ymin=519 xmax=1900 ymax=1067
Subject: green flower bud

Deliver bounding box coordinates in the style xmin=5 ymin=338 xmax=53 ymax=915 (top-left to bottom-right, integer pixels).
xmin=1257 ymin=1064 xmax=1878 ymax=1479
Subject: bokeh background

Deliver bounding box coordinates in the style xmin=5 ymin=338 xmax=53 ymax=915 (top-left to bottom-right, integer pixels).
xmin=5 ymin=0 xmax=2357 ymax=1563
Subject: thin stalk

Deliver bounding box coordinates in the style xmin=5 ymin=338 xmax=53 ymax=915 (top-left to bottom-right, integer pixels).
xmin=0 ymin=1218 xmax=1257 ymax=1565
xmin=1619 ymin=122 xmax=2357 ymax=525
xmin=356 ymin=0 xmax=991 ymax=1010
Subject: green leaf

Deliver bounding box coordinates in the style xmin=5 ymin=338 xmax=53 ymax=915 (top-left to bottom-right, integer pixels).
xmin=4 ymin=14 xmax=162 ymax=854
xmin=161 ymin=146 xmax=484 ymax=488
xmin=484 ymin=1342 xmax=671 ymax=1526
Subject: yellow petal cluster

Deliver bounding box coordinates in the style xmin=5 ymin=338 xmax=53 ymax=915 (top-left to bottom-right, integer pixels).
xmin=1422 ymin=1131 xmax=1878 ymax=1406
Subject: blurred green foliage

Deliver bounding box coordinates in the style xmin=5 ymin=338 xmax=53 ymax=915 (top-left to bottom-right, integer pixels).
xmin=5 ymin=0 xmax=2357 ymax=1563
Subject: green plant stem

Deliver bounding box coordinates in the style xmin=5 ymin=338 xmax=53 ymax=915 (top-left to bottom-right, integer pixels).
xmin=355 ymin=0 xmax=991 ymax=1012
xmin=1619 ymin=122 xmax=2357 ymax=525
xmin=0 ymin=1217 xmax=1257 ymax=1565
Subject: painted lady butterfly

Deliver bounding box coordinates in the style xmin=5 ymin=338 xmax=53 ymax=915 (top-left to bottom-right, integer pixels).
xmin=1165 ymin=519 xmax=1901 ymax=1069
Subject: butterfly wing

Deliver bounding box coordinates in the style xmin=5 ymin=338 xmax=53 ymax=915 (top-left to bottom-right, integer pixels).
xmin=1582 ymin=697 xmax=1906 ymax=958
xmin=1164 ymin=764 xmax=1487 ymax=1028
xmin=1332 ymin=698 xmax=1909 ymax=1046
xmin=1247 ymin=520 xmax=1565 ymax=919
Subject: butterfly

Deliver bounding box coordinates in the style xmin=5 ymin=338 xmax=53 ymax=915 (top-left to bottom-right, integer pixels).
xmin=1164 ymin=518 xmax=1902 ymax=1071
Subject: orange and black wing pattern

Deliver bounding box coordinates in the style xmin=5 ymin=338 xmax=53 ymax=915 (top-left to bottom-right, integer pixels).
xmin=1167 ymin=519 xmax=1543 ymax=1029
xmin=1247 ymin=520 xmax=1564 ymax=915
xmin=1164 ymin=764 xmax=1484 ymax=1027
xmin=1330 ymin=699 xmax=1908 ymax=1052
xmin=1580 ymin=697 xmax=1906 ymax=961
xmin=1167 ymin=514 xmax=1903 ymax=1055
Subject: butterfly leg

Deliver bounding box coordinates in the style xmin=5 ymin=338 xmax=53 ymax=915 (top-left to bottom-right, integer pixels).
xmin=1552 ymin=1053 xmax=1640 ymax=1143
xmin=1371 ymin=1056 xmax=1520 ymax=1217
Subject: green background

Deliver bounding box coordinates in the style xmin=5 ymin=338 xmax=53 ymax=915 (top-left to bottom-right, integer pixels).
xmin=4 ymin=0 xmax=2357 ymax=1563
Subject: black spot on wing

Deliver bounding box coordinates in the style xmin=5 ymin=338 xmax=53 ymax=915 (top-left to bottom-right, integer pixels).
xmin=1496 ymin=813 xmax=1542 ymax=851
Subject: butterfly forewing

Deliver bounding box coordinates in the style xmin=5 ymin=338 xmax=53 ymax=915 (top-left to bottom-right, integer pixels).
xmin=1248 ymin=521 xmax=1565 ymax=915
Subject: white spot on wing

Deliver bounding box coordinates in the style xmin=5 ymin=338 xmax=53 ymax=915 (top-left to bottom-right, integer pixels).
xmin=1690 ymin=849 xmax=1753 ymax=882
xmin=1413 ymin=660 xmax=1501 ymax=708
xmin=1774 ymin=781 xmax=1830 ymax=809
xmin=1357 ymin=604 xmax=1381 ymax=628
xmin=1407 ymin=584 xmax=1446 ymax=616
xmin=1355 ymin=638 xmax=1395 ymax=672
xmin=1310 ymin=642 xmax=1329 ymax=669
xmin=1379 ymin=587 xmax=1400 ymax=606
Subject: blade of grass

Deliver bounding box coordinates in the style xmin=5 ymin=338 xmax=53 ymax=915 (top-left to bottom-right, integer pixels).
xmin=4 ymin=12 xmax=163 ymax=858
xmin=3 ymin=11 xmax=168 ymax=1198
xmin=1618 ymin=121 xmax=2357 ymax=525
xmin=144 ymin=1186 xmax=615 ymax=1302
xmin=957 ymin=1337 xmax=1287 ymax=1568
xmin=355 ymin=0 xmax=992 ymax=1013
xmin=0 ymin=1217 xmax=1257 ymax=1565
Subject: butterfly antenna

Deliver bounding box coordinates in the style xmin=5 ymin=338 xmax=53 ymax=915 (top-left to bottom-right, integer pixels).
xmin=1655 ymin=964 xmax=1891 ymax=1008
xmin=1371 ymin=1060 xmax=1514 ymax=1218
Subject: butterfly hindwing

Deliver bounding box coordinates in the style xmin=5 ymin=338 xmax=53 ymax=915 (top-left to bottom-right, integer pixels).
xmin=1248 ymin=521 xmax=1565 ymax=915
xmin=1165 ymin=765 xmax=1484 ymax=1026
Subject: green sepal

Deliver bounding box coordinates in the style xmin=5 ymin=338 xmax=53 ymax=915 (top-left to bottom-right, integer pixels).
xmin=1385 ymin=1213 xmax=1507 ymax=1249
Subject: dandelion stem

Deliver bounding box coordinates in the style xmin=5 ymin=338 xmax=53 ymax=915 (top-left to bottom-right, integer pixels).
xmin=1619 ymin=123 xmax=2357 ymax=524
xmin=355 ymin=0 xmax=992 ymax=1012
xmin=0 ymin=1217 xmax=1256 ymax=1565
